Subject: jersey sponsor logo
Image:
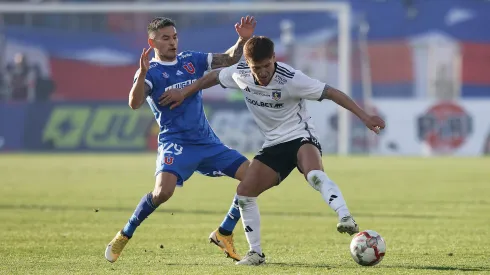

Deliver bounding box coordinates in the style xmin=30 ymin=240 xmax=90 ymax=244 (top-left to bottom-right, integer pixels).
xmin=162 ymin=72 xmax=169 ymax=78
xmin=239 ymin=70 xmax=251 ymax=77
xmin=183 ymin=62 xmax=195 ymax=74
xmin=245 ymin=97 xmax=284 ymax=109
xmin=272 ymin=91 xmax=282 ymax=101
xmin=244 ymin=86 xmax=269 ymax=97
xmin=180 ymin=53 xmax=192 ymax=59
xmin=164 ymin=79 xmax=197 ymax=91
xmin=274 ymin=74 xmax=288 ymax=85
xmin=149 ymin=63 xmax=158 ymax=69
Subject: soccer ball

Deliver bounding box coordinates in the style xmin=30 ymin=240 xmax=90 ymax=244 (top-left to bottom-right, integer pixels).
xmin=349 ymin=230 xmax=386 ymax=266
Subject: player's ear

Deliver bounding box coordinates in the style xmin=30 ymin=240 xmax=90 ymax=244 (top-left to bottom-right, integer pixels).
xmin=148 ymin=38 xmax=155 ymax=48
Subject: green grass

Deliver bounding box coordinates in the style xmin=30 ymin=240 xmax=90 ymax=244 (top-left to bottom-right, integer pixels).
xmin=1 ymin=154 xmax=489 ymax=274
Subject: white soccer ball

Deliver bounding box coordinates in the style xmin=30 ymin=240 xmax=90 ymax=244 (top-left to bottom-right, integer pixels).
xmin=349 ymin=230 xmax=386 ymax=266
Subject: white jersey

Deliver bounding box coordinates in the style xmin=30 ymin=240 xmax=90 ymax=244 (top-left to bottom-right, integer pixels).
xmin=219 ymin=61 xmax=326 ymax=148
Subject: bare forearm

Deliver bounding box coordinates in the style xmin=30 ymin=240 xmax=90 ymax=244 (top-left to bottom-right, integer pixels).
xmin=129 ymin=72 xmax=147 ymax=109
xmin=211 ymin=38 xmax=247 ymax=69
xmin=226 ymin=37 xmax=246 ymax=62
xmin=323 ymin=87 xmax=369 ymax=122
xmin=182 ymin=70 xmax=220 ymax=98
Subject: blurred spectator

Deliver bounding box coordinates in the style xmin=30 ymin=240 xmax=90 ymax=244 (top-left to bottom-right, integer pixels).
xmin=5 ymin=53 xmax=35 ymax=101
xmin=4 ymin=52 xmax=54 ymax=102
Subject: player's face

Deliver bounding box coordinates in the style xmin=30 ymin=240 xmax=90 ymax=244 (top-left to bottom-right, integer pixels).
xmin=247 ymin=55 xmax=276 ymax=86
xmin=149 ymin=26 xmax=178 ymax=61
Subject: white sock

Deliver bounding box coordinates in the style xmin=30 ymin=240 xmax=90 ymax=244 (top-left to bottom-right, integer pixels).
xmin=236 ymin=195 xmax=262 ymax=255
xmin=306 ymin=170 xmax=351 ymax=220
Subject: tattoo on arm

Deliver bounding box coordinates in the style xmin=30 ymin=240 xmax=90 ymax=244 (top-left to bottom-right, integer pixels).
xmin=211 ymin=38 xmax=246 ymax=69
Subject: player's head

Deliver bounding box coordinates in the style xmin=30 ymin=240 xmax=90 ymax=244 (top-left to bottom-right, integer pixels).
xmin=244 ymin=36 xmax=276 ymax=86
xmin=147 ymin=17 xmax=178 ymax=61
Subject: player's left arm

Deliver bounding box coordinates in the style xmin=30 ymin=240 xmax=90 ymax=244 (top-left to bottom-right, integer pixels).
xmin=211 ymin=16 xmax=256 ymax=69
xmin=322 ymin=85 xmax=386 ymax=134
xmin=292 ymin=70 xmax=385 ymax=133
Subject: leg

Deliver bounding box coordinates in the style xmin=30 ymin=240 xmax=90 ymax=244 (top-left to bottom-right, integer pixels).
xmin=196 ymin=144 xmax=249 ymax=260
xmin=236 ymin=143 xmax=296 ymax=266
xmin=296 ymin=139 xmax=359 ymax=235
xmin=105 ymin=142 xmax=197 ymax=263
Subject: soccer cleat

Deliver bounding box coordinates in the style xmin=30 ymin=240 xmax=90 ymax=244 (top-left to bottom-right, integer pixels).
xmin=337 ymin=215 xmax=359 ymax=236
xmin=235 ymin=250 xmax=265 ymax=266
xmin=105 ymin=231 xmax=130 ymax=263
xmin=209 ymin=229 xmax=241 ymax=261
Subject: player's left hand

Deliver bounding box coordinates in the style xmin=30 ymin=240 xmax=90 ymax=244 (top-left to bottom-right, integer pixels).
xmin=363 ymin=115 xmax=386 ymax=134
xmin=159 ymin=89 xmax=184 ymax=110
xmin=235 ymin=15 xmax=256 ymax=40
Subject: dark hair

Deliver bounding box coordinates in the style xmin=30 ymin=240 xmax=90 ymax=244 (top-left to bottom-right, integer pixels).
xmin=147 ymin=17 xmax=176 ymax=37
xmin=244 ymin=36 xmax=275 ymax=62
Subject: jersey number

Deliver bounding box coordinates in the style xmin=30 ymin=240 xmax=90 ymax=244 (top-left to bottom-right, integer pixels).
xmin=158 ymin=142 xmax=183 ymax=166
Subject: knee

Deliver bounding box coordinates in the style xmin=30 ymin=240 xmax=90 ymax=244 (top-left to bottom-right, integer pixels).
xmin=152 ymin=185 xmax=174 ymax=206
xmin=236 ymin=181 xmax=258 ymax=197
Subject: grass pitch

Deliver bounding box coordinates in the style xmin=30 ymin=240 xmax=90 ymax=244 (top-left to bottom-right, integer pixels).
xmin=0 ymin=154 xmax=489 ymax=274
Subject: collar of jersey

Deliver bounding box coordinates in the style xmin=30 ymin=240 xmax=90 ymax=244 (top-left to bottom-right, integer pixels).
xmin=151 ymin=58 xmax=177 ymax=66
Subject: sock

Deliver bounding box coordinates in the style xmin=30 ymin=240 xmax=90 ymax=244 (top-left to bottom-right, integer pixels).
xmin=218 ymin=194 xmax=241 ymax=236
xmin=237 ymin=195 xmax=262 ymax=255
xmin=122 ymin=193 xmax=157 ymax=237
xmin=306 ymin=170 xmax=351 ymax=220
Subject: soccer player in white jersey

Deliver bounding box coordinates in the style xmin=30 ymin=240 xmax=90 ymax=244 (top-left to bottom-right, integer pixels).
xmin=161 ymin=36 xmax=386 ymax=265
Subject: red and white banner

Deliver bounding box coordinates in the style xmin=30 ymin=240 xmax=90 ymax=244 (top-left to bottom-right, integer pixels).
xmin=307 ymin=99 xmax=490 ymax=156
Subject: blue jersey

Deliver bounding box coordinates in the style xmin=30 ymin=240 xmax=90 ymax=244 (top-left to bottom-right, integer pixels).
xmin=134 ymin=51 xmax=220 ymax=145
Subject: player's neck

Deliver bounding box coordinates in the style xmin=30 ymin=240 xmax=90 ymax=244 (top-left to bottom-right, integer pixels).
xmin=155 ymin=53 xmax=176 ymax=63
xmin=155 ymin=56 xmax=176 ymax=63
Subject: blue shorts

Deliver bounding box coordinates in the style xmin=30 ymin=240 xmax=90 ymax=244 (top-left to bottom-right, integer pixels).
xmin=155 ymin=142 xmax=248 ymax=186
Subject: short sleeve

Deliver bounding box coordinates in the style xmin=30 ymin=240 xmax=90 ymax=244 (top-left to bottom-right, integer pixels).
xmin=133 ymin=69 xmax=153 ymax=93
xmin=289 ymin=70 xmax=326 ymax=101
xmin=218 ymin=64 xmax=239 ymax=89
xmin=191 ymin=51 xmax=212 ymax=72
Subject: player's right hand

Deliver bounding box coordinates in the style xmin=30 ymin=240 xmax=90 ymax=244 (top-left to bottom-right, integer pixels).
xmin=140 ymin=48 xmax=152 ymax=73
xmin=159 ymin=89 xmax=185 ymax=110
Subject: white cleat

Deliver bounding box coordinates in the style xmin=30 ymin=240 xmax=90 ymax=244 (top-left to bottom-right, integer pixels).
xmin=337 ymin=215 xmax=359 ymax=236
xmin=235 ymin=251 xmax=265 ymax=266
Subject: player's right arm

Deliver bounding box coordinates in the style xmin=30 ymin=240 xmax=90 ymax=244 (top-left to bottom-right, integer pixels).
xmin=159 ymin=64 xmax=239 ymax=109
xmin=129 ymin=48 xmax=152 ymax=110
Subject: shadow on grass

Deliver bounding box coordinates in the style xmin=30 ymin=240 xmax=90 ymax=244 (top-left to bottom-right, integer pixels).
xmin=0 ymin=204 xmax=461 ymax=220
xmin=267 ymin=262 xmax=333 ymax=269
xmin=383 ymin=265 xmax=490 ymax=272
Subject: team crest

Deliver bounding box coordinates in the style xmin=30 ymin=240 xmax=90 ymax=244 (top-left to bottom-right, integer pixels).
xmin=272 ymin=91 xmax=282 ymax=101
xmin=183 ymin=62 xmax=195 ymax=74
xmin=162 ymin=72 xmax=169 ymax=78
xmin=164 ymin=156 xmax=174 ymax=165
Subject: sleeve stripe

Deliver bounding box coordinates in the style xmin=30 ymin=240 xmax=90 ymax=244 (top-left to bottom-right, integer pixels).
xmin=207 ymin=53 xmax=213 ymax=71
xmin=217 ymin=70 xmax=227 ymax=89
xmin=145 ymin=79 xmax=153 ymax=89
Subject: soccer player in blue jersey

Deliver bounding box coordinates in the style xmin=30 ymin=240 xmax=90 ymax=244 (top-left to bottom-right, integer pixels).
xmin=104 ymin=16 xmax=256 ymax=263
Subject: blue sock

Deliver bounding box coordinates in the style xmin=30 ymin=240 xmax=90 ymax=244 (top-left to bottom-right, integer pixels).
xmin=218 ymin=194 xmax=241 ymax=236
xmin=122 ymin=193 xmax=157 ymax=238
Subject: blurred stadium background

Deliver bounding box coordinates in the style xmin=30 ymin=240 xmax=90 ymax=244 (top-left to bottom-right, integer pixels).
xmin=1 ymin=1 xmax=490 ymax=273
xmin=1 ymin=0 xmax=489 ymax=156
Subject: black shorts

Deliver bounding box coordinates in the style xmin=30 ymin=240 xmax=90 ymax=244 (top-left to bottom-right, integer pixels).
xmin=254 ymin=137 xmax=322 ymax=184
